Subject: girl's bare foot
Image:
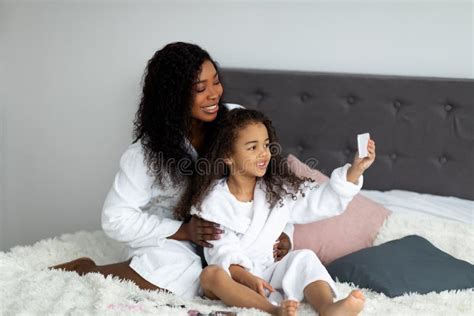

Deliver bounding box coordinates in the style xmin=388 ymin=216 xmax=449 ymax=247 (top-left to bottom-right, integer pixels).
xmin=277 ymin=300 xmax=299 ymax=316
xmin=320 ymin=290 xmax=365 ymax=316
xmin=49 ymin=257 xmax=96 ymax=275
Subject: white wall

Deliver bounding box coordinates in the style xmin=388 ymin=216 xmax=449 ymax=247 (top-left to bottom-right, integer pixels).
xmin=1 ymin=0 xmax=472 ymax=251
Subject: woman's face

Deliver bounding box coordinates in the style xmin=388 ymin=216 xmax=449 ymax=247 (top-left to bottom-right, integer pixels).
xmin=191 ymin=59 xmax=223 ymax=122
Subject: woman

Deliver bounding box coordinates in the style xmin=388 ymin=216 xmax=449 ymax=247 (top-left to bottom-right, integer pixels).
xmin=50 ymin=42 xmax=291 ymax=299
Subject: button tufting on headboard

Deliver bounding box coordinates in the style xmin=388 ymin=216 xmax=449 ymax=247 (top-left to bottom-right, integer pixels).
xmin=221 ymin=68 xmax=474 ymax=200
xmin=347 ymin=96 xmax=356 ymax=105
xmin=444 ymin=103 xmax=453 ymax=112
xmin=393 ymin=100 xmax=402 ymax=109
xmin=254 ymin=90 xmax=265 ymax=105
xmin=300 ymin=93 xmax=310 ymax=102
xmin=439 ymin=156 xmax=448 ymax=164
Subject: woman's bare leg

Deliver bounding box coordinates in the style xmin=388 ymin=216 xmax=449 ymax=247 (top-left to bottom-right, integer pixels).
xmin=49 ymin=257 xmax=96 ymax=275
xmin=49 ymin=257 xmax=161 ymax=291
xmin=303 ymin=280 xmax=365 ymax=316
xmin=200 ymin=266 xmax=298 ymax=315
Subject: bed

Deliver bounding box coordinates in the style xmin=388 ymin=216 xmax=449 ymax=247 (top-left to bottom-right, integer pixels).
xmin=0 ymin=68 xmax=473 ymax=315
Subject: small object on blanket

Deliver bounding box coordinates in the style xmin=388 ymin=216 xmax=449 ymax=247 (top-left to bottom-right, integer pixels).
xmin=188 ymin=310 xmax=237 ymax=316
xmin=357 ymin=133 xmax=370 ymax=158
xmin=165 ymin=303 xmax=186 ymax=309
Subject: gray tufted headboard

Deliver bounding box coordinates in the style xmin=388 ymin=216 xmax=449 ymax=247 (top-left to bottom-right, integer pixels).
xmin=221 ymin=68 xmax=474 ymax=200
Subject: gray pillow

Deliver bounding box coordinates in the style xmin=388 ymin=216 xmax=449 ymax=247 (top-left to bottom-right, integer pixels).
xmin=326 ymin=235 xmax=474 ymax=297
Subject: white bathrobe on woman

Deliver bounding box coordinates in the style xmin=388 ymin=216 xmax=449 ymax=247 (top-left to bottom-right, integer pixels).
xmin=190 ymin=164 xmax=363 ymax=302
xmin=101 ymin=139 xmax=202 ymax=298
xmin=100 ymin=103 xmax=294 ymax=299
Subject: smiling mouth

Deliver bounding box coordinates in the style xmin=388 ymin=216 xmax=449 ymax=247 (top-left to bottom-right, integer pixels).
xmin=201 ymin=104 xmax=219 ymax=114
xmin=257 ymin=161 xmax=268 ymax=169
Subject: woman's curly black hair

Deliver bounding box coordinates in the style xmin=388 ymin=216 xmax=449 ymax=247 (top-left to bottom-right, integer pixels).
xmin=175 ymin=108 xmax=315 ymax=220
xmin=132 ymin=42 xmax=228 ymax=186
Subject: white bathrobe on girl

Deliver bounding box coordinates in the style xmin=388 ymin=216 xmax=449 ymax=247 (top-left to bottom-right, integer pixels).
xmin=190 ymin=164 xmax=363 ymax=302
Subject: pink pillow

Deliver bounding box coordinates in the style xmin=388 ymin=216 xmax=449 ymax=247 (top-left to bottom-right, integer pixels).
xmin=287 ymin=154 xmax=391 ymax=266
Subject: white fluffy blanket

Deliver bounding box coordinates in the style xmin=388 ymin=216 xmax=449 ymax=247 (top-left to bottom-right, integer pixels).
xmin=1 ymin=212 xmax=473 ymax=315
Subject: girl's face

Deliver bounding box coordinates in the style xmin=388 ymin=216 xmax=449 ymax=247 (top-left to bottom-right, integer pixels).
xmin=191 ymin=59 xmax=223 ymax=122
xmin=226 ymin=122 xmax=271 ymax=178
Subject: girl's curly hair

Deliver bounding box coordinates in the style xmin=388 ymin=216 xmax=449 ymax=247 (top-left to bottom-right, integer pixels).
xmin=175 ymin=108 xmax=315 ymax=220
xmin=132 ymin=42 xmax=228 ymax=186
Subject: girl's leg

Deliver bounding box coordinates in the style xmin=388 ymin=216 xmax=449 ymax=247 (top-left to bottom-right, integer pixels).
xmin=49 ymin=257 xmax=161 ymax=291
xmin=200 ymin=266 xmax=297 ymax=315
xmin=303 ymin=280 xmax=365 ymax=316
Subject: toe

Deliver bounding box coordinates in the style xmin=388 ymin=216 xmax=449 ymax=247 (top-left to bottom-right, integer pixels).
xmin=351 ymin=290 xmax=365 ymax=301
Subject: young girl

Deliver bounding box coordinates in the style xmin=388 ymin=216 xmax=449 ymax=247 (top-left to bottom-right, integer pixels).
xmin=175 ymin=108 xmax=376 ymax=315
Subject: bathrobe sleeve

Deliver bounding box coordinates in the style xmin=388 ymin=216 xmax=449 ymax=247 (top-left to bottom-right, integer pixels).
xmin=288 ymin=163 xmax=363 ymax=224
xmin=101 ymin=144 xmax=182 ymax=248
xmin=203 ymin=229 xmax=254 ymax=276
